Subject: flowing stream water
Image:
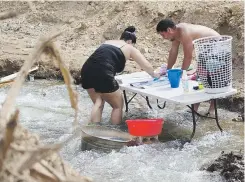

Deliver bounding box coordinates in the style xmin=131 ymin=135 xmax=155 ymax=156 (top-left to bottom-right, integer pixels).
xmin=0 ymin=80 xmax=243 ymax=182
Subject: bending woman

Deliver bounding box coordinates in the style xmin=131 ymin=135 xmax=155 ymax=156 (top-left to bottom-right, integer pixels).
xmin=80 ymin=26 xmax=159 ymax=124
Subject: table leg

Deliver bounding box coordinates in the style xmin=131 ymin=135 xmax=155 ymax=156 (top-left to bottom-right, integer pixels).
xmin=157 ymin=100 xmax=166 ymax=109
xmin=187 ymin=99 xmax=223 ymax=141
xmin=123 ymin=90 xmax=137 ymax=112
xmin=123 ymin=90 xmax=128 ymax=112
xmin=190 ymin=104 xmax=197 ymax=141
xmin=144 ymin=97 xmax=167 ymax=110
xmin=213 ymin=99 xmax=223 ymax=132
xmin=123 ymin=91 xmax=166 ymax=112
xmin=145 ymin=96 xmax=152 ymax=109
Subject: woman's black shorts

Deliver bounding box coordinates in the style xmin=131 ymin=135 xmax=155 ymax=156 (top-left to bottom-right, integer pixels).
xmin=80 ymin=62 xmax=119 ymax=93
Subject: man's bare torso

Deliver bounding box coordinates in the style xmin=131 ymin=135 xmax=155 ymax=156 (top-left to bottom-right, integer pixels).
xmin=177 ymin=23 xmax=220 ymax=42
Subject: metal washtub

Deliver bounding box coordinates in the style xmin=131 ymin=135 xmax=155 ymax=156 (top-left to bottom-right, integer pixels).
xmin=81 ymin=125 xmax=132 ymax=152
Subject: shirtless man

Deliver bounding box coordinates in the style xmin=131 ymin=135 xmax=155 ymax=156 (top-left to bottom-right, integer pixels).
xmin=156 ymin=19 xmax=220 ymax=115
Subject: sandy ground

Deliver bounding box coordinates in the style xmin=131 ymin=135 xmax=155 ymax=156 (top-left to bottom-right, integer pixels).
xmin=0 ymin=1 xmax=244 ymax=101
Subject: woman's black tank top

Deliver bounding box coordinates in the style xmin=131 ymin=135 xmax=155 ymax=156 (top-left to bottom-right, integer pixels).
xmin=85 ymin=44 xmax=126 ymax=73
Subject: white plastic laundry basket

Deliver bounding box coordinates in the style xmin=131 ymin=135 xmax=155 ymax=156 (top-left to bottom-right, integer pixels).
xmin=193 ymin=35 xmax=233 ymax=94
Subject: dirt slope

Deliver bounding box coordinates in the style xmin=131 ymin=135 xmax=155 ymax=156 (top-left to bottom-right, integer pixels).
xmin=0 ymin=1 xmax=244 ymax=98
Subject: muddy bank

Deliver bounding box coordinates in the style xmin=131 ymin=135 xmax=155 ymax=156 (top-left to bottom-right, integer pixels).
xmin=218 ymin=96 xmax=244 ymax=116
xmin=201 ymin=151 xmax=244 ymax=182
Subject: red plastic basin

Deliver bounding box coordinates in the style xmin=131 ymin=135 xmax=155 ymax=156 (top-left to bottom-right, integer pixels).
xmin=126 ymin=119 xmax=163 ymax=136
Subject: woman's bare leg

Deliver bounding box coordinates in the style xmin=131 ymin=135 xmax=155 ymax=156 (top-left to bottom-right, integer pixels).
xmin=101 ymin=89 xmax=123 ymax=124
xmin=86 ymin=88 xmax=105 ymax=123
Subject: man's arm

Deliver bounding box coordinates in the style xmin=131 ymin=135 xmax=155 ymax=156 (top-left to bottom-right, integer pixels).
xmin=181 ymin=35 xmax=193 ymax=70
xmin=167 ymin=40 xmax=180 ymax=69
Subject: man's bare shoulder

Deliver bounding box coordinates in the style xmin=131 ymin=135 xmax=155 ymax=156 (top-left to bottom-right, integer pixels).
xmin=176 ymin=23 xmax=193 ymax=40
xmin=176 ymin=22 xmax=190 ymax=26
xmin=176 ymin=22 xmax=192 ymax=29
xmin=177 ymin=23 xmax=220 ymax=40
xmin=177 ymin=23 xmax=213 ymax=31
xmin=176 ymin=23 xmax=192 ymax=35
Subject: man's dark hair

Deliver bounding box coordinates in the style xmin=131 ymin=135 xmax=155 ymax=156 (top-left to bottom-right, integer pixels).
xmin=156 ymin=19 xmax=176 ymax=32
xmin=120 ymin=26 xmax=137 ymax=43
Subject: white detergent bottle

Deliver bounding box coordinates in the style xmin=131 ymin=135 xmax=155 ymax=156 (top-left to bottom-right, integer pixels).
xmin=182 ymin=70 xmax=189 ymax=92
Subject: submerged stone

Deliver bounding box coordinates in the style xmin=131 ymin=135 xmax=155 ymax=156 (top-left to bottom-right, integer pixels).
xmin=202 ymin=151 xmax=244 ymax=182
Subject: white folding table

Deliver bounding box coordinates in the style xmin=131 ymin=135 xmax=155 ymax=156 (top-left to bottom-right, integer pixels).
xmin=115 ymin=71 xmax=237 ymax=141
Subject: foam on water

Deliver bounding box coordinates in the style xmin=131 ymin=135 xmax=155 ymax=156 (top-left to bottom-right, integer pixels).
xmin=0 ymin=80 xmax=243 ymax=182
xmin=59 ymin=131 xmax=240 ymax=182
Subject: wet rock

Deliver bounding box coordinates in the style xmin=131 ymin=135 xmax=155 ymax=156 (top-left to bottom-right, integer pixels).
xmin=232 ymin=114 xmax=244 ymax=122
xmin=202 ymin=151 xmax=244 ymax=182
xmin=127 ymin=136 xmax=159 ymax=146
xmin=127 ymin=140 xmax=139 ymax=147
xmin=218 ymin=96 xmax=244 ymax=114
xmin=42 ymin=92 xmax=46 ymax=97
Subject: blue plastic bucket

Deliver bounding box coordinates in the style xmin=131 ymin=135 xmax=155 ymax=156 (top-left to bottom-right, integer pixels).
xmin=167 ymin=69 xmax=182 ymax=88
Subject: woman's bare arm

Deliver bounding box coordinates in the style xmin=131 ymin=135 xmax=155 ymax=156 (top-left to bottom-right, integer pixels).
xmin=129 ymin=47 xmax=157 ymax=77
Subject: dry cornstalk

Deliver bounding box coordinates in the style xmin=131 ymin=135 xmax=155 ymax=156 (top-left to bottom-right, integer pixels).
xmin=40 ymin=160 xmax=66 ymax=181
xmin=43 ymin=42 xmax=79 ymax=127
xmin=5 ymin=166 xmax=37 ymax=182
xmin=37 ymin=159 xmax=92 ymax=182
xmin=2 ymin=110 xmax=18 ymax=158
xmin=0 ymin=32 xmax=63 ymax=130
xmin=11 ymin=122 xmax=80 ymax=154
xmin=16 ymin=129 xmax=80 ymax=173
xmin=59 ymin=153 xmax=68 ymax=177
xmin=0 ymin=7 xmax=91 ymax=181
xmin=16 ymin=147 xmax=60 ymax=173
xmin=0 ymin=110 xmax=18 ymax=170
xmin=31 ymin=162 xmax=59 ymax=182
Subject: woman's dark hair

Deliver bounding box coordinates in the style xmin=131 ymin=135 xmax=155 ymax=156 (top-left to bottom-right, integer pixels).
xmin=156 ymin=19 xmax=176 ymax=32
xmin=120 ymin=26 xmax=137 ymax=43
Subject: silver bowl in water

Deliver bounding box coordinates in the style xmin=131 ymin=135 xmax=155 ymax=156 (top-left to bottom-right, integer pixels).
xmin=81 ymin=125 xmax=132 ymax=152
